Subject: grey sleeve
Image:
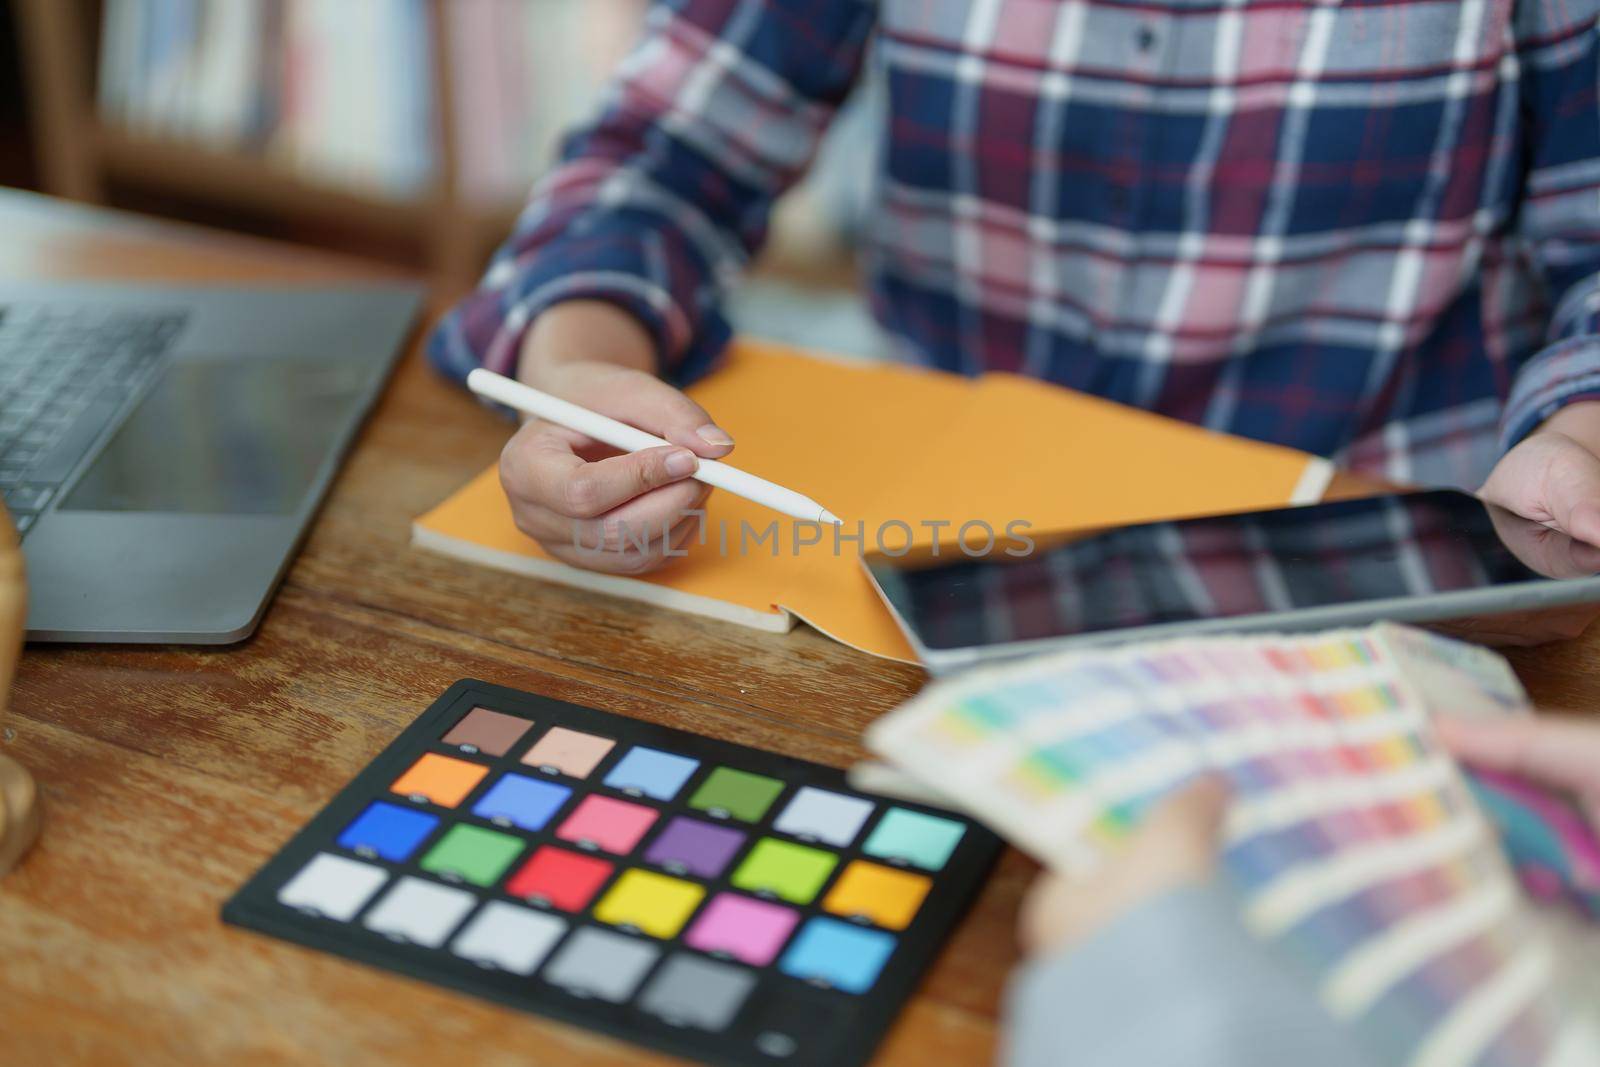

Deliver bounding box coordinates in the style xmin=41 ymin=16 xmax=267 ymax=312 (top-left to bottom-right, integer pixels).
xmin=1001 ymin=880 xmax=1381 ymax=1067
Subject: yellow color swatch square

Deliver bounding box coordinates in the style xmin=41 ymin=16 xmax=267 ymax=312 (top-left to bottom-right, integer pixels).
xmin=593 ymin=869 xmax=705 ymax=939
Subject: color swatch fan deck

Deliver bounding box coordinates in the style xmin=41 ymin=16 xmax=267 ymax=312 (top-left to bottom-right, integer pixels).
xmin=866 ymin=623 xmax=1597 ymax=1067
xmin=225 ymin=682 xmax=1001 ymax=1067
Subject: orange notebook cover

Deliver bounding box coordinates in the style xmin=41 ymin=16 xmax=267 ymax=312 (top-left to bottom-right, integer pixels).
xmin=413 ymin=340 xmax=1332 ymax=663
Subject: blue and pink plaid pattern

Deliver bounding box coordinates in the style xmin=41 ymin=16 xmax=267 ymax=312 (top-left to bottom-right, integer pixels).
xmin=430 ymin=0 xmax=1600 ymax=490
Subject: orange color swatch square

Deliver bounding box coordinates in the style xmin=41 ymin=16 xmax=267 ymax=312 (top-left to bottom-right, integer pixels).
xmin=390 ymin=753 xmax=489 ymax=808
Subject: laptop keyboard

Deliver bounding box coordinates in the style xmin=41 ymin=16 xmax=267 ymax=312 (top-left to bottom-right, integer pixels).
xmin=0 ymin=305 xmax=185 ymax=539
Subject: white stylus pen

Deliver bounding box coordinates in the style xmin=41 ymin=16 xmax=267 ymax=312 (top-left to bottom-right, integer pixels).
xmin=467 ymin=368 xmax=843 ymax=526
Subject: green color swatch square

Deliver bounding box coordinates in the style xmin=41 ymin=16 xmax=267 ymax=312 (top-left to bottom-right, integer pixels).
xmin=419 ymin=824 xmax=524 ymax=887
xmin=861 ymin=808 xmax=966 ymax=871
xmin=687 ymin=767 xmax=785 ymax=822
xmin=729 ymin=838 xmax=838 ymax=904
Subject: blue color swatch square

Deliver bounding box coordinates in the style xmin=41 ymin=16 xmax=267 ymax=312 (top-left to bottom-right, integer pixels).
xmin=337 ymin=801 xmax=439 ymax=862
xmin=471 ymin=774 xmax=572 ymax=832
xmin=778 ymin=918 xmax=896 ymax=994
xmin=602 ymin=746 xmax=700 ymax=801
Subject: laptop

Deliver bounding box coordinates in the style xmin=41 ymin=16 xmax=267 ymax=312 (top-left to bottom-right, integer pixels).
xmin=1 ymin=280 xmax=422 ymax=643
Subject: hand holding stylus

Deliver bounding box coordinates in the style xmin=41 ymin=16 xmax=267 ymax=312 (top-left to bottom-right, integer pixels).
xmin=496 ymin=301 xmax=735 ymax=576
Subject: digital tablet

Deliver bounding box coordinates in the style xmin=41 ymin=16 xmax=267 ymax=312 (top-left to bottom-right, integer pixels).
xmin=861 ymin=489 xmax=1600 ymax=673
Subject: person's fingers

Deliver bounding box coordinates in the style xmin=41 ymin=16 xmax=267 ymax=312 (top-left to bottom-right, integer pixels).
xmin=503 ymin=429 xmax=700 ymax=520
xmin=1542 ymin=438 xmax=1600 ymax=546
xmin=559 ymin=447 xmax=701 ymax=520
xmin=1565 ymin=498 xmax=1600 ymax=552
xmin=1501 ymin=521 xmax=1600 ymax=579
xmin=1154 ymin=775 xmax=1230 ymax=840
xmin=1481 ymin=447 xmax=1600 ymax=578
xmin=499 ymin=421 xmax=581 ymax=503
xmin=1018 ymin=776 xmax=1230 ymax=955
xmin=1435 ymin=715 xmax=1600 ymax=798
xmin=563 ymin=479 xmax=711 ymax=553
xmin=1478 ymin=451 xmax=1529 ymax=515
xmin=544 ymin=513 xmax=699 ymax=576
xmin=553 ymin=364 xmax=735 ymax=459
xmin=499 ymin=411 xmax=712 ymax=573
xmin=1124 ymin=775 xmax=1230 ymax=880
xmin=510 ymin=477 xmax=709 ymax=550
xmin=1017 ymin=871 xmax=1074 ymax=955
xmin=621 ymin=377 xmax=735 ymax=457
xmin=1571 ymin=539 xmax=1600 ymax=572
xmin=1485 ymin=431 xmax=1600 ymax=547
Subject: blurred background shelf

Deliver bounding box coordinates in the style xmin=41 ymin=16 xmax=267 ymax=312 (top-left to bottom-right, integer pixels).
xmin=13 ymin=0 xmax=583 ymax=287
xmin=93 ymin=124 xmax=503 ymax=228
xmin=7 ymin=0 xmax=885 ymax=355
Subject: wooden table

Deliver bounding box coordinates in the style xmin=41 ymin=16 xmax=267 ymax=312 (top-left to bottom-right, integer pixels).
xmin=2 ymin=189 xmax=1596 ymax=1067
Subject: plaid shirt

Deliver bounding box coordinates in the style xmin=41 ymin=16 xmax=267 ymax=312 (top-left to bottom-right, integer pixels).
xmin=430 ymin=0 xmax=1600 ymax=490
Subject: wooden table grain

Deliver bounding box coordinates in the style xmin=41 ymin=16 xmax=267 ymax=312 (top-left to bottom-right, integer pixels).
xmin=1 ymin=189 xmax=1594 ymax=1067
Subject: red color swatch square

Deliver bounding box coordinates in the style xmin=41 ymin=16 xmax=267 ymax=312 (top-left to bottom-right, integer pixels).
xmin=504 ymin=846 xmax=614 ymax=912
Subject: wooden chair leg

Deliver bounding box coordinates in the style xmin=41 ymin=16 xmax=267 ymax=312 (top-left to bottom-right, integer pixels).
xmin=14 ymin=0 xmax=105 ymax=202
xmin=0 ymin=755 xmax=40 ymax=878
xmin=0 ymin=502 xmax=38 ymax=878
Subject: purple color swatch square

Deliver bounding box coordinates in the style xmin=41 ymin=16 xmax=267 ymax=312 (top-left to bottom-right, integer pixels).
xmin=642 ymin=816 xmax=746 ymax=879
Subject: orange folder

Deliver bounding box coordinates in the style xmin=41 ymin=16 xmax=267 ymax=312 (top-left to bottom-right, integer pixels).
xmin=413 ymin=340 xmax=1331 ymax=662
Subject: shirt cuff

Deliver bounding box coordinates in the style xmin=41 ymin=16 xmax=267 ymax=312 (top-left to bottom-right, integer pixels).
xmin=1499 ymin=337 xmax=1600 ymax=453
xmin=426 ymin=225 xmax=733 ymax=391
xmin=428 ymin=265 xmax=686 ymax=383
xmin=1001 ymin=880 xmax=1378 ymax=1067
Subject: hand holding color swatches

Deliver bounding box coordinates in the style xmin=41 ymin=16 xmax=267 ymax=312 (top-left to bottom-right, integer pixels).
xmin=867 ymin=623 xmax=1596 ymax=1067
xmin=225 ymin=682 xmax=1001 ymax=1067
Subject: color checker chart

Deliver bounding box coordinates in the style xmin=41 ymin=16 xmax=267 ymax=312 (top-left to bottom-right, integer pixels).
xmin=224 ymin=682 xmax=1001 ymax=1067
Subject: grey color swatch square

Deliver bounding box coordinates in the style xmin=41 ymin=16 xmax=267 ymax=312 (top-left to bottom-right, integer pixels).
xmin=540 ymin=927 xmax=659 ymax=1002
xmin=637 ymin=955 xmax=758 ymax=1030
xmin=361 ymin=876 xmax=476 ymax=948
xmin=451 ymin=901 xmax=568 ymax=975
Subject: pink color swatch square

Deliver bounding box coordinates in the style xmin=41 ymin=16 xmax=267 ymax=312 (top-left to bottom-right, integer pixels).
xmin=683 ymin=892 xmax=801 ymax=966
xmin=555 ymin=795 xmax=658 ymax=855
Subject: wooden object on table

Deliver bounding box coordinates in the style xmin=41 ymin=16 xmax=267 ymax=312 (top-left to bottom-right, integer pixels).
xmin=0 ymin=500 xmax=39 ymax=877
xmin=1 ymin=188 xmax=1586 ymax=1067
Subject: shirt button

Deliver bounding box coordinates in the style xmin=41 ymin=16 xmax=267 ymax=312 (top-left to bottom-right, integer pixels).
xmin=1135 ymin=25 xmax=1158 ymax=52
